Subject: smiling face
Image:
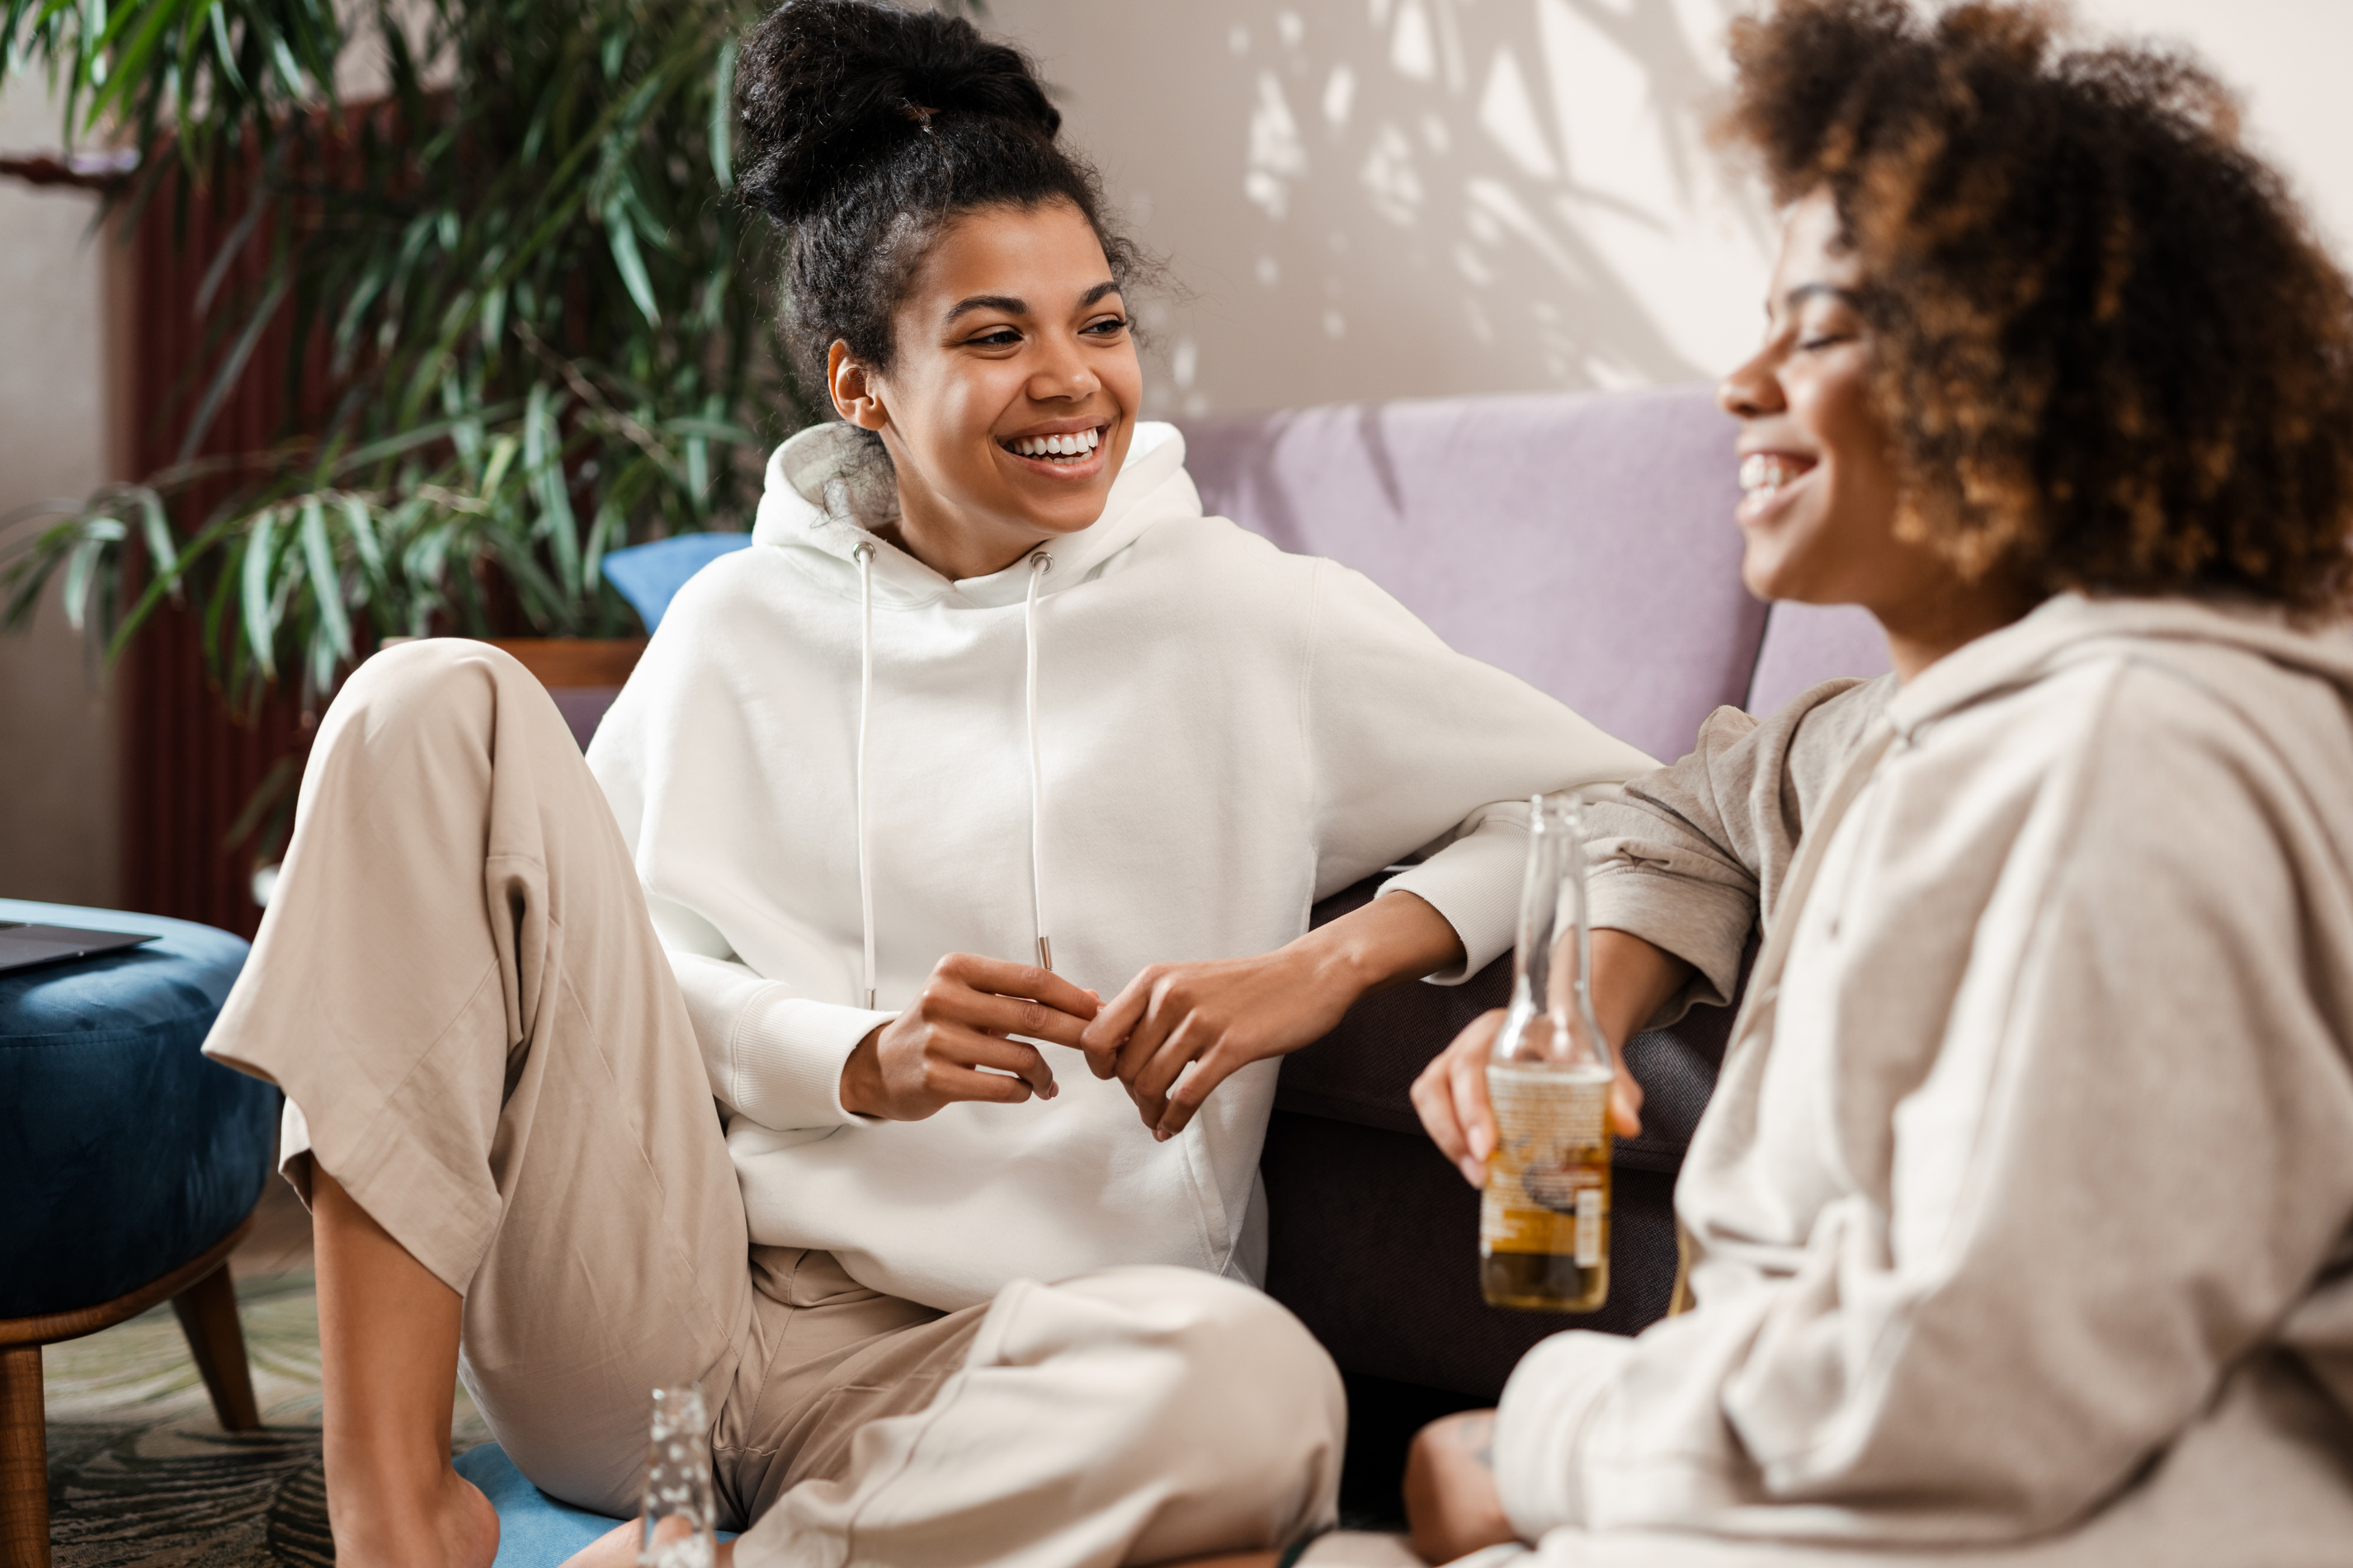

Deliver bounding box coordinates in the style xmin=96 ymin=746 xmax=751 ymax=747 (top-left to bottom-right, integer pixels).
xmin=828 ymin=199 xmax=1141 ymax=582
xmin=1719 ymin=190 xmax=1926 ymax=608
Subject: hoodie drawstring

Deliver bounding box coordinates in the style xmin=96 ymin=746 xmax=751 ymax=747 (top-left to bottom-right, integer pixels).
xmin=853 ymin=542 xmax=878 ymax=1010
xmin=848 ymin=542 xmax=1055 ymax=1009
xmin=1026 ymin=550 xmax=1054 ymax=972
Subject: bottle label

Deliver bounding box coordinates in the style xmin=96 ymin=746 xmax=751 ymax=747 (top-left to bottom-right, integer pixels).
xmin=1482 ymin=1069 xmax=1610 ymax=1258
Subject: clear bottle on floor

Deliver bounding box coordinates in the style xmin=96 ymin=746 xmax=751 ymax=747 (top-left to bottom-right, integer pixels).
xmin=640 ymin=1383 xmax=716 ymax=1568
xmin=1480 ymin=793 xmax=1615 ymax=1313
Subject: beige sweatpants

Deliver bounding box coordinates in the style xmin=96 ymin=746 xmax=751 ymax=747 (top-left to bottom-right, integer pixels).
xmin=200 ymin=639 xmax=1345 ymax=1568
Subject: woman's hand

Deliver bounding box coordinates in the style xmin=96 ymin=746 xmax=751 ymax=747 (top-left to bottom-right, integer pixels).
xmin=1082 ymin=892 xmax=1464 ymax=1141
xmin=1078 ymin=946 xmax=1357 ymax=1141
xmin=1411 ymin=1010 xmax=1644 ymax=1185
xmin=840 ymin=954 xmax=1101 ymax=1121
xmin=1411 ymin=928 xmax=1691 ymax=1185
xmin=1403 ymin=1410 xmax=1521 ymax=1564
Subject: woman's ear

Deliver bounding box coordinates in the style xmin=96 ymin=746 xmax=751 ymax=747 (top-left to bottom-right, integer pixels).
xmin=828 ymin=341 xmax=889 ymax=432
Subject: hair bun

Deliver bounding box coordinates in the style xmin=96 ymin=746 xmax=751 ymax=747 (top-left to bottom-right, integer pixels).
xmin=737 ymin=0 xmax=1061 ymax=224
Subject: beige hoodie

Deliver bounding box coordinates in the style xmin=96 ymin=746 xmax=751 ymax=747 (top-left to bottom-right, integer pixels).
xmin=1488 ymin=594 xmax=2353 ymax=1567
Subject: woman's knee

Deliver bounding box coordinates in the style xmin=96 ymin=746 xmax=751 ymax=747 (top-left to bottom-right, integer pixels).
xmin=1035 ymin=1267 xmax=1346 ymax=1465
xmin=320 ymin=639 xmax=554 ymax=765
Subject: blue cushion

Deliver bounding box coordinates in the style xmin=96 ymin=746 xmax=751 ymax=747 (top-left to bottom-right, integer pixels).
xmin=455 ymin=1443 xmax=737 ymax=1566
xmin=602 ymin=533 xmax=752 ymax=633
xmin=0 ymin=897 xmax=271 ymax=1320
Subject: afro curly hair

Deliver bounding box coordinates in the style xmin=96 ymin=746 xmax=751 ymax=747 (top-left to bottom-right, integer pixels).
xmin=1720 ymin=0 xmax=2353 ymax=612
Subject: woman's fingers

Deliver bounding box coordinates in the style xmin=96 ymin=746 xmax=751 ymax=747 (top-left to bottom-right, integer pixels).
xmin=929 ymin=1059 xmax=1044 ymax=1104
xmin=1411 ymin=1055 xmax=1469 ymax=1170
xmin=1437 ymin=1011 xmax=1505 ymax=1185
xmin=1077 ymin=968 xmax=1157 ymax=1074
xmin=1610 ymin=1073 xmax=1643 ymax=1139
xmin=1110 ymin=969 xmax=1186 ymax=1095
xmin=1155 ymin=1040 xmax=1250 ymax=1140
xmin=950 ymin=1027 xmax=1058 ymax=1099
xmin=936 ymin=953 xmax=1100 ymax=1024
xmin=945 ymin=984 xmax=1096 ymax=1051
xmin=1123 ymin=1011 xmax=1199 ymax=1131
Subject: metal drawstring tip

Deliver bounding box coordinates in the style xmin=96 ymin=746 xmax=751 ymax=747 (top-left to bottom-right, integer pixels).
xmin=1036 ymin=936 xmax=1054 ymax=971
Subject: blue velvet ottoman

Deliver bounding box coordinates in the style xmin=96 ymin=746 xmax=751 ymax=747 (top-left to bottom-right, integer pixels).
xmin=0 ymin=898 xmax=274 ymax=1567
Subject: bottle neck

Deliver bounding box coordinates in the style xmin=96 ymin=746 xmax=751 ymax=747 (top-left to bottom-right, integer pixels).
xmin=1498 ymin=797 xmax=1614 ymax=1073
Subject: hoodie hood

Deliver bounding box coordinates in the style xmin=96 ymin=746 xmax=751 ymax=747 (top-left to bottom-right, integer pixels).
xmin=751 ymin=419 xmax=1201 ymax=609
xmin=1889 ymin=591 xmax=2353 ymax=739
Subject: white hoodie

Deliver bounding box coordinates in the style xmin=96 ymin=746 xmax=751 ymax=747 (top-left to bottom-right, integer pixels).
xmin=587 ymin=421 xmax=1653 ymax=1310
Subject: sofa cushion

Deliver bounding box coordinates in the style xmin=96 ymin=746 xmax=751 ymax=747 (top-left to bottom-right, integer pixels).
xmin=0 ymin=898 xmax=271 ymax=1320
xmin=1176 ymin=384 xmax=1757 ymax=765
xmin=1747 ymin=600 xmax=1891 ymax=715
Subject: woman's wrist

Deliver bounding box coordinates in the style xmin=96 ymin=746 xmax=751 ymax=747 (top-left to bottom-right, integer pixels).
xmin=840 ymin=1027 xmax=887 ymax=1118
xmin=1284 ymin=889 xmax=1464 ymax=1003
xmin=1589 ymin=929 xmax=1695 ymax=1047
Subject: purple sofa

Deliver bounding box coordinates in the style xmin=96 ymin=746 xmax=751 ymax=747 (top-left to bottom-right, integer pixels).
xmin=1170 ymin=385 xmax=1885 ymax=1476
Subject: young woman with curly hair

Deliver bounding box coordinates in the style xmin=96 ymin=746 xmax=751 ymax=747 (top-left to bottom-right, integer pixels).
xmin=1403 ymin=2 xmax=2353 ymax=1564
xmin=193 ymin=3 xmax=1656 ymax=1565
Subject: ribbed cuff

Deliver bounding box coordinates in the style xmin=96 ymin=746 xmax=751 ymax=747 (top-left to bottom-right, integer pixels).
xmin=734 ymin=992 xmax=897 ymax=1128
xmin=1381 ymin=822 xmax=1527 ymax=985
xmin=1492 ymin=1330 xmax=1634 ymax=1541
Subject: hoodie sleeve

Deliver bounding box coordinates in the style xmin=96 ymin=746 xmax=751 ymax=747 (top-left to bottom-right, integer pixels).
xmin=1298 ymin=560 xmax=1657 ymax=981
xmin=588 ymin=678 xmax=893 ymax=1133
xmin=1490 ymin=660 xmax=2353 ymax=1549
xmin=1576 ymin=675 xmax=1889 ymax=1022
xmin=663 ymin=941 xmax=893 ymax=1130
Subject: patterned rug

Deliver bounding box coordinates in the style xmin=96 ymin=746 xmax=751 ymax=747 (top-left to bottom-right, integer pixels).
xmin=40 ymin=1269 xmax=488 ymax=1566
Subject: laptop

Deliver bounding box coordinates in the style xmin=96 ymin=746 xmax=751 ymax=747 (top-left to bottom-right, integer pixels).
xmin=0 ymin=920 xmax=160 ymax=975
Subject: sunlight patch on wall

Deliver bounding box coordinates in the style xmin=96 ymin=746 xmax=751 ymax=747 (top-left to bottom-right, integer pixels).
xmin=1218 ymin=0 xmax=1765 ymax=397
xmin=1246 ymin=70 xmax=1309 ymax=219
xmin=1479 ymin=49 xmax=1560 ymax=182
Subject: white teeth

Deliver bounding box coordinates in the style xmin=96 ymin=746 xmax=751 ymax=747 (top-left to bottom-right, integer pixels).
xmin=1740 ymin=453 xmax=1810 ymax=493
xmin=1009 ymin=428 xmax=1102 ymax=460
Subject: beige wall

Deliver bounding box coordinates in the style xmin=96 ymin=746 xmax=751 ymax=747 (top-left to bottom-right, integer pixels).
xmin=981 ymin=0 xmax=2353 ymax=417
xmin=0 ymin=80 xmax=119 ymax=908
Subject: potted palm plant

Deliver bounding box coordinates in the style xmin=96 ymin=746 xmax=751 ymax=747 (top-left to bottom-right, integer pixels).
xmin=0 ymin=0 xmax=975 ymax=889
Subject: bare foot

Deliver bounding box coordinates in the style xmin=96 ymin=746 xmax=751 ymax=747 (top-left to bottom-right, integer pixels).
xmin=331 ymin=1464 xmax=498 ymax=1568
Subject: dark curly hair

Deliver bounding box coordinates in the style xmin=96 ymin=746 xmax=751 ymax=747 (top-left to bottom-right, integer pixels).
xmin=735 ymin=0 xmax=1147 ymax=403
xmin=1721 ymin=0 xmax=2353 ymax=611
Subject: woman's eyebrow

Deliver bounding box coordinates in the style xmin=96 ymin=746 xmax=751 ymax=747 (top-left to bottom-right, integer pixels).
xmin=944 ymin=294 xmax=1026 ymax=326
xmin=1077 ymin=280 xmax=1120 ymax=308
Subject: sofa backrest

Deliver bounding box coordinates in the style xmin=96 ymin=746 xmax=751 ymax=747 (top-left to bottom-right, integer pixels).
xmin=1177 ymin=385 xmax=1890 ymax=762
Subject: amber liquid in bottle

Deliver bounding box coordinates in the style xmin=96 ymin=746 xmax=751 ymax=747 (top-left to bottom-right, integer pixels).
xmin=1480 ymin=1062 xmax=1612 ymax=1311
xmin=1478 ymin=793 xmax=1615 ymax=1314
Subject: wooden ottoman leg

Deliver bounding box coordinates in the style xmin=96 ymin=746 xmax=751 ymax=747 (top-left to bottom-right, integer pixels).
xmin=169 ymin=1262 xmax=261 ymax=1433
xmin=0 ymin=1343 xmax=47 ymax=1568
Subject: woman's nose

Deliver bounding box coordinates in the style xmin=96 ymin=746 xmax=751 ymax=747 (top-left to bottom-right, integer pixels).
xmin=1030 ymin=339 xmax=1099 ymax=401
xmin=1719 ymin=347 xmax=1785 ymax=419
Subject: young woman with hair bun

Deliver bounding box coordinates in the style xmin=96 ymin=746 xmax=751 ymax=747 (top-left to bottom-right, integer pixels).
xmin=197 ymin=2 xmax=1653 ymax=1564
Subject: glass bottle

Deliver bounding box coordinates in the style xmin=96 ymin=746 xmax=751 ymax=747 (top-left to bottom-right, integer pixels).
xmin=639 ymin=1383 xmax=717 ymax=1568
xmin=1480 ymin=793 xmax=1615 ymax=1312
